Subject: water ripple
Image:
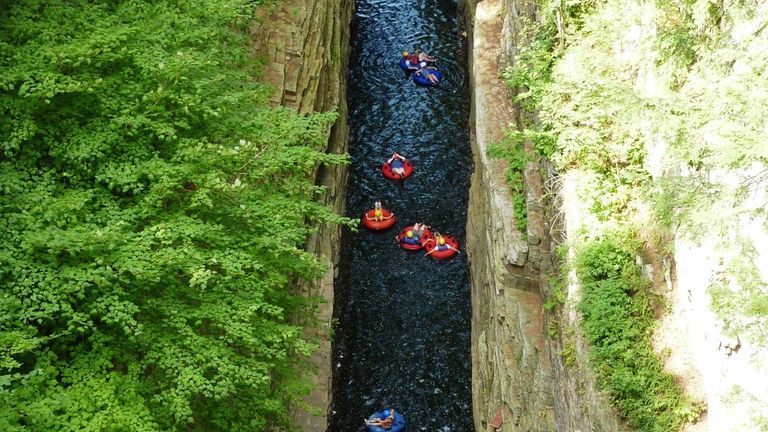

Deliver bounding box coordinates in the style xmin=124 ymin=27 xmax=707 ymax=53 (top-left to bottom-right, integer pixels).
xmin=331 ymin=0 xmax=473 ymax=430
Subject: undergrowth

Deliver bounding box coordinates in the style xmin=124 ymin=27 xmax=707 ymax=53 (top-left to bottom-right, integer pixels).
xmin=575 ymin=233 xmax=704 ymax=431
xmin=487 ymin=133 xmax=530 ymax=232
xmin=503 ymin=0 xmax=767 ymax=427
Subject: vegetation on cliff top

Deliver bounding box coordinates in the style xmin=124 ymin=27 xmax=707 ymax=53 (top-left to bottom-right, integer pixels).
xmin=501 ymin=0 xmax=768 ymax=429
xmin=0 ymin=1 xmax=351 ymax=430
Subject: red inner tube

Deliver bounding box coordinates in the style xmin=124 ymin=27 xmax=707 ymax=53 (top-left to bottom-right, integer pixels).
xmin=423 ymin=235 xmax=460 ymax=259
xmin=381 ymin=159 xmax=413 ymax=180
xmin=395 ymin=225 xmax=433 ymax=250
xmin=362 ymin=209 xmax=396 ymax=230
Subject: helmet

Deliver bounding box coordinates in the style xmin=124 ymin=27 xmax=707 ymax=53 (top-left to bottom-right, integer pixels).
xmin=374 ymin=209 xmax=382 ymax=217
xmin=406 ymin=230 xmax=413 ymax=238
xmin=402 ymin=51 xmax=409 ymax=57
xmin=438 ymin=237 xmax=446 ymax=246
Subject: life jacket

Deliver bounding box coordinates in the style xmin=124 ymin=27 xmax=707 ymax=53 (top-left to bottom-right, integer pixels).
xmin=408 ymin=54 xmax=419 ymax=64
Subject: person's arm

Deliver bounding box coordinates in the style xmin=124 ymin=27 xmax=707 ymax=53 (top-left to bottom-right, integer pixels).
xmin=383 ymin=410 xmax=395 ymax=425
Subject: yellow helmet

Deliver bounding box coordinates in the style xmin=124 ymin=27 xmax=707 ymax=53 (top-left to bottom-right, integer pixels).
xmin=438 ymin=237 xmax=446 ymax=246
xmin=406 ymin=230 xmax=413 ymax=238
xmin=402 ymin=51 xmax=409 ymax=57
xmin=374 ymin=209 xmax=382 ymax=217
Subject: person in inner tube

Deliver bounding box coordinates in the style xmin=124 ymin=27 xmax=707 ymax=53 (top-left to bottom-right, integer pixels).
xmin=412 ymin=222 xmax=429 ymax=239
xmin=366 ymin=201 xmax=393 ymax=222
xmin=425 ymin=232 xmax=460 ymax=256
xmin=365 ymin=408 xmax=396 ymax=430
xmin=401 ymin=51 xmax=421 ymax=70
xmin=415 ymin=49 xmax=436 ymax=67
xmin=415 ymin=66 xmax=440 ymax=84
xmin=387 ymin=152 xmax=407 ymax=179
xmin=400 ymin=229 xmax=421 ymax=246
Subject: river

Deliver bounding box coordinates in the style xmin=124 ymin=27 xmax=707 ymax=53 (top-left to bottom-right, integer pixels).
xmin=330 ymin=0 xmax=473 ymax=430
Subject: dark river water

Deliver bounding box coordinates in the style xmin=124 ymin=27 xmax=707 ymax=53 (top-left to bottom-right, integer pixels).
xmin=329 ymin=0 xmax=473 ymax=430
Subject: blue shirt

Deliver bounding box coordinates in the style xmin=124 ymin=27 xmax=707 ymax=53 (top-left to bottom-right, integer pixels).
xmin=402 ymin=235 xmax=420 ymax=245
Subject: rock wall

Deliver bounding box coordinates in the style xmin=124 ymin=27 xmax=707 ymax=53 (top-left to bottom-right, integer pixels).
xmin=464 ymin=0 xmax=557 ymax=430
xmin=466 ymin=0 xmax=768 ymax=430
xmin=251 ymin=1 xmax=353 ymax=430
xmin=464 ymin=0 xmax=627 ymax=430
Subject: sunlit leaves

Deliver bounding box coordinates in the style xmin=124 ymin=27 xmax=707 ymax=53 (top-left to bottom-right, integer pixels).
xmin=576 ymin=234 xmax=704 ymax=430
xmin=0 ymin=0 xmax=350 ymax=430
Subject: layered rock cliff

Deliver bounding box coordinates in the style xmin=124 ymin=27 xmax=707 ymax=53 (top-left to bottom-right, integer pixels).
xmin=251 ymin=1 xmax=353 ymax=430
xmin=463 ymin=0 xmax=626 ymax=430
xmin=464 ymin=0 xmax=557 ymax=429
xmin=464 ymin=0 xmax=768 ymax=430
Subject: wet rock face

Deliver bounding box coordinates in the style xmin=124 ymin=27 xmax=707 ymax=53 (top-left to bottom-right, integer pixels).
xmin=251 ymin=1 xmax=353 ymax=430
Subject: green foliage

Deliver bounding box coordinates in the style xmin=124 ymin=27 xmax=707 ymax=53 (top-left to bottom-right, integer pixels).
xmin=0 ymin=1 xmax=352 ymax=430
xmin=575 ymin=233 xmax=703 ymax=431
xmin=560 ymin=337 xmax=576 ymax=367
xmin=502 ymin=21 xmax=557 ymax=113
xmin=502 ymin=4 xmax=652 ymax=220
xmin=544 ymin=244 xmax=570 ymax=312
xmin=513 ymin=0 xmax=767 ymax=426
xmin=708 ymin=238 xmax=768 ymax=347
xmin=487 ymin=133 xmax=530 ymax=232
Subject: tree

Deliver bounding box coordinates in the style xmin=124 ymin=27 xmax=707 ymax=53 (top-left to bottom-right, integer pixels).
xmin=0 ymin=1 xmax=351 ymax=430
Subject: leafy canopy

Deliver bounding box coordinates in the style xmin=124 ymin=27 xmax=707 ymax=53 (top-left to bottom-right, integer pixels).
xmin=500 ymin=0 xmax=768 ymax=428
xmin=0 ymin=1 xmax=350 ymax=430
